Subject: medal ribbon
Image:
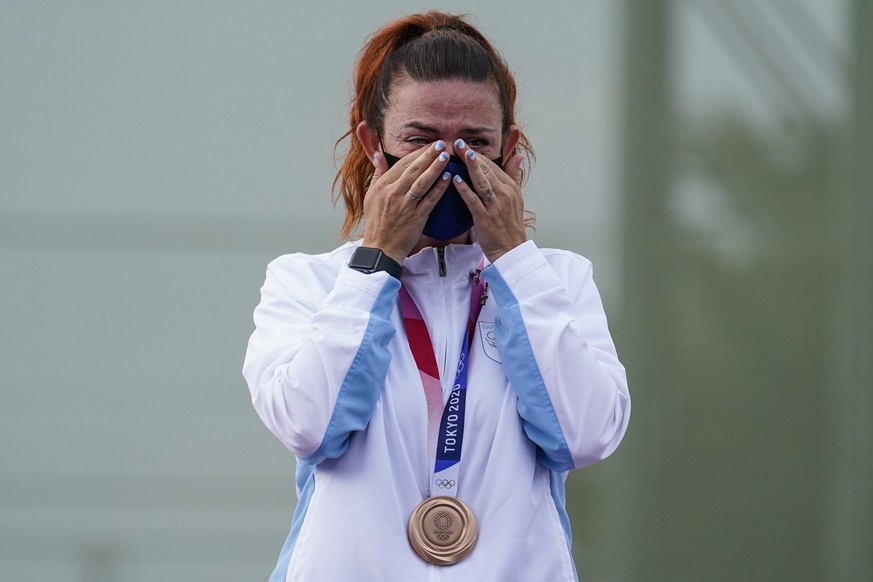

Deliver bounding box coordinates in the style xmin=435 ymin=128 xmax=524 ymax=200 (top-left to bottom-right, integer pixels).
xmin=399 ymin=265 xmax=486 ymax=498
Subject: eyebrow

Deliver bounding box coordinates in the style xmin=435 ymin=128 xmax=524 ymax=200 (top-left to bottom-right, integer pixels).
xmin=401 ymin=122 xmax=498 ymax=135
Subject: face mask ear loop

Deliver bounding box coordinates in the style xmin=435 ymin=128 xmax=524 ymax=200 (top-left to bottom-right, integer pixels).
xmin=376 ymin=129 xmax=388 ymax=158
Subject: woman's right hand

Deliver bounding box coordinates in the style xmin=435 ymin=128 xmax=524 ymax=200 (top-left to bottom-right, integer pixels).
xmin=362 ymin=141 xmax=452 ymax=263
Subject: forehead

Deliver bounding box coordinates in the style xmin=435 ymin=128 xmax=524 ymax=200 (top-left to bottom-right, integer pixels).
xmin=383 ymin=79 xmax=503 ymax=132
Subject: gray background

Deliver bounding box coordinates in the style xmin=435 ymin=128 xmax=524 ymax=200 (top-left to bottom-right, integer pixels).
xmin=2 ymin=1 xmax=870 ymax=581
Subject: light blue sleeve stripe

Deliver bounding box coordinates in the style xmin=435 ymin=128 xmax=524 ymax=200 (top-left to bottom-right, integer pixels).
xmin=549 ymin=470 xmax=580 ymax=582
xmin=482 ymin=264 xmax=574 ymax=471
xmin=303 ymin=276 xmax=400 ymax=465
xmin=268 ymin=460 xmax=317 ymax=582
xmin=269 ymin=276 xmax=400 ymax=580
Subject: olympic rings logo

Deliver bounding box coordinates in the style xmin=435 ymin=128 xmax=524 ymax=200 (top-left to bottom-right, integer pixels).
xmin=435 ymin=479 xmax=456 ymax=489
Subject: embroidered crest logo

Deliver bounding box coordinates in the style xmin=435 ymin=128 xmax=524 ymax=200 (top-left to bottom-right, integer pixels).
xmin=478 ymin=321 xmax=501 ymax=363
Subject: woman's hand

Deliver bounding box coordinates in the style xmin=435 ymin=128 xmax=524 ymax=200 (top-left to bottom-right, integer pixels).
xmin=452 ymin=140 xmax=527 ymax=262
xmin=362 ymin=141 xmax=452 ymax=263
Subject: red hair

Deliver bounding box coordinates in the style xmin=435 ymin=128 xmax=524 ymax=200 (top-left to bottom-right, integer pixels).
xmin=332 ymin=11 xmax=535 ymax=239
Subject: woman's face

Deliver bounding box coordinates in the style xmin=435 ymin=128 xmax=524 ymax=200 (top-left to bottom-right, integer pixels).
xmin=380 ymin=78 xmax=508 ymax=160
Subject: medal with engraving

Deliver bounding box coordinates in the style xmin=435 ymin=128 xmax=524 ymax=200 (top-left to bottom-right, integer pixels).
xmin=407 ymin=496 xmax=478 ymax=565
xmin=400 ymin=265 xmax=487 ymax=565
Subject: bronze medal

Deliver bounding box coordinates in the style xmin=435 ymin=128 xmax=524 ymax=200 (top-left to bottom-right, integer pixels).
xmin=407 ymin=496 xmax=478 ymax=565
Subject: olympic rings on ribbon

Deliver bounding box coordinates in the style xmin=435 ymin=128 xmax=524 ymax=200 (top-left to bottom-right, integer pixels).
xmin=435 ymin=479 xmax=456 ymax=489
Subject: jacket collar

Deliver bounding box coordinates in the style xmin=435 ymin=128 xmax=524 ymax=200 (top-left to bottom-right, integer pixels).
xmin=402 ymin=240 xmax=486 ymax=285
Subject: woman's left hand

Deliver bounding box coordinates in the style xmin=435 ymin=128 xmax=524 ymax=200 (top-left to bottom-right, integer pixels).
xmin=452 ymin=141 xmax=527 ymax=262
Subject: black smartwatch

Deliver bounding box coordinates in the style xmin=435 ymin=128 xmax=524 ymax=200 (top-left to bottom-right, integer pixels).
xmin=348 ymin=247 xmax=403 ymax=280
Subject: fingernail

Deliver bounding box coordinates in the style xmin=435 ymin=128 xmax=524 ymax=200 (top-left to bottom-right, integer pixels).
xmin=442 ymin=171 xmax=451 ymax=180
xmin=373 ymin=152 xmax=380 ymax=163
xmin=455 ymin=139 xmax=466 ymax=150
xmin=439 ymin=152 xmax=449 ymax=162
xmin=435 ymin=141 xmax=446 ymax=151
xmin=467 ymin=150 xmax=476 ymax=160
xmin=453 ymin=174 xmax=463 ymax=184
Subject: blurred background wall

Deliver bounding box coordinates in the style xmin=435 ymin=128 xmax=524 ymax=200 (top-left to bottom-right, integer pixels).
xmin=1 ymin=1 xmax=870 ymax=580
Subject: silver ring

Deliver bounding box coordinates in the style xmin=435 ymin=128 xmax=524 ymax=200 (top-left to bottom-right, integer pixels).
xmin=481 ymin=190 xmax=493 ymax=203
xmin=408 ymin=190 xmax=424 ymax=202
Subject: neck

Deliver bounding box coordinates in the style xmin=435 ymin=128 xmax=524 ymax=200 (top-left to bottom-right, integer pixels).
xmin=409 ymin=231 xmax=472 ymax=256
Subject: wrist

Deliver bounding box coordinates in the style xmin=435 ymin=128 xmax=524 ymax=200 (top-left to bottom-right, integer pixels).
xmin=483 ymin=237 xmax=527 ymax=263
xmin=362 ymin=240 xmax=406 ymax=265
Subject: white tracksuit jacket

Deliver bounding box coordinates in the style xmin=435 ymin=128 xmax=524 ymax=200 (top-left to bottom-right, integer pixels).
xmin=243 ymin=239 xmax=630 ymax=582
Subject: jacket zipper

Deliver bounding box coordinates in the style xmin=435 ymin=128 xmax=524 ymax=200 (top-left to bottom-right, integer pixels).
xmin=437 ymin=245 xmax=451 ymax=403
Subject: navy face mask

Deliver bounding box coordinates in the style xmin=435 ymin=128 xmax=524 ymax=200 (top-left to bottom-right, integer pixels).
xmin=381 ymin=150 xmax=503 ymax=241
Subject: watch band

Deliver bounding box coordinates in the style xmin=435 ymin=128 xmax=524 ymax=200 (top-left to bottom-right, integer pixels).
xmin=348 ymin=246 xmax=403 ymax=280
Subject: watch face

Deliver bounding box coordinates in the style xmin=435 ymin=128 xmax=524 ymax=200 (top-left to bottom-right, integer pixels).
xmin=351 ymin=247 xmax=382 ymax=270
xmin=349 ymin=246 xmax=401 ymax=279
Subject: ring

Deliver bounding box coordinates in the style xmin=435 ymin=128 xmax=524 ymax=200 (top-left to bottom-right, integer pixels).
xmin=481 ymin=190 xmax=493 ymax=203
xmin=408 ymin=190 xmax=424 ymax=202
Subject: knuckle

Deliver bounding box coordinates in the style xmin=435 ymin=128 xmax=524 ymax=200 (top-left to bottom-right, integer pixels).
xmin=405 ymin=155 xmax=430 ymax=175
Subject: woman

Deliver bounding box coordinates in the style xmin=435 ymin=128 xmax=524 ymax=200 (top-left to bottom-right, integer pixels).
xmin=243 ymin=11 xmax=630 ymax=581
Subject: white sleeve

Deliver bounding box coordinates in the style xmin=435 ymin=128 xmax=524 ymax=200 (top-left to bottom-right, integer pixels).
xmin=242 ymin=256 xmax=400 ymax=463
xmin=481 ymin=241 xmax=630 ymax=471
